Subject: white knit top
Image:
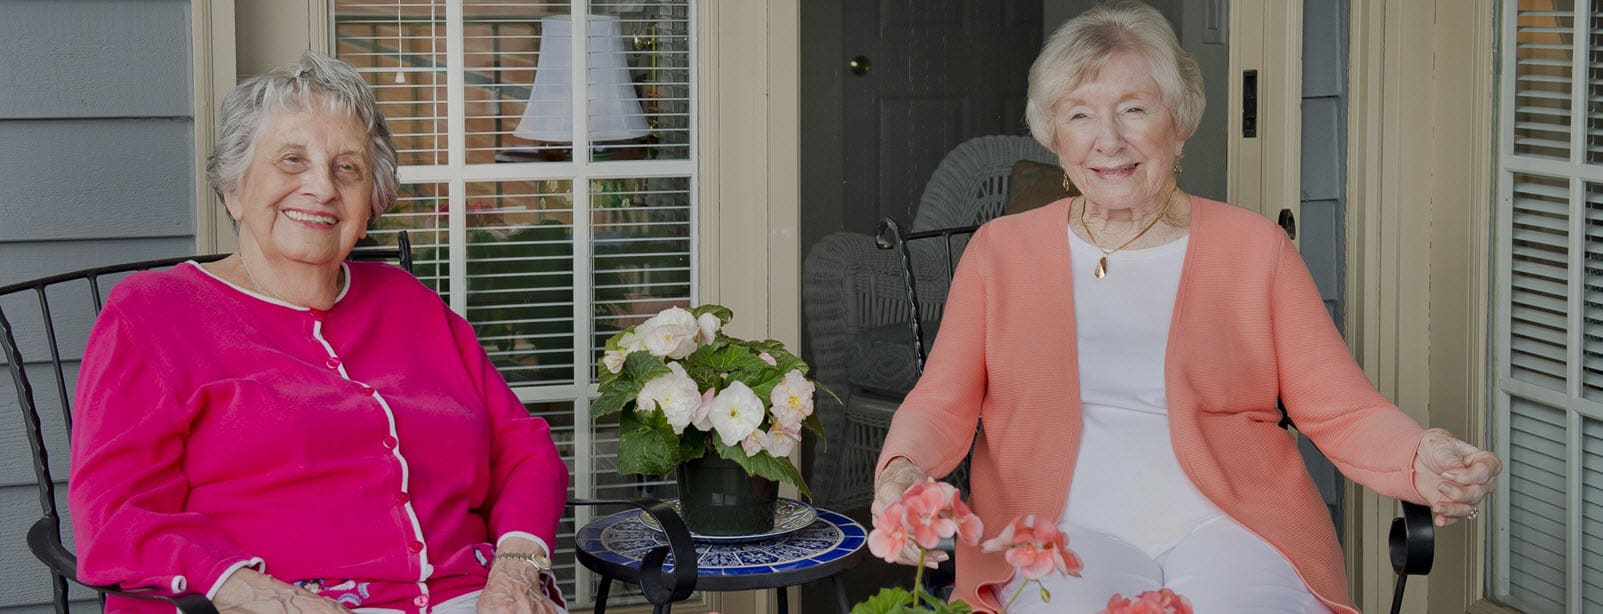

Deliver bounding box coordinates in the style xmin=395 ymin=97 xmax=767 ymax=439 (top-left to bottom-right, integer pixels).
xmin=1062 ymin=226 xmax=1224 ymax=557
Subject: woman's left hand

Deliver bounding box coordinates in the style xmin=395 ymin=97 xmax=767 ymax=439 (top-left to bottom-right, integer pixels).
xmin=1412 ymin=428 xmax=1503 ymax=527
xmin=476 ymin=560 xmax=562 ymax=614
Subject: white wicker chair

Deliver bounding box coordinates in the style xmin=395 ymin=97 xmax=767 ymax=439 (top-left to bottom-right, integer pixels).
xmin=804 ymin=135 xmax=1058 ymax=510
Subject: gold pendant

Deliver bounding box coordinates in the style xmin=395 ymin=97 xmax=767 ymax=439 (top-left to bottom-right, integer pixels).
xmin=1094 ymin=256 xmax=1107 ymax=279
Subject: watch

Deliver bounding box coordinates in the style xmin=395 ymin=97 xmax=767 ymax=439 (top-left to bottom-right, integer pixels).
xmin=494 ymin=550 xmax=552 ymax=572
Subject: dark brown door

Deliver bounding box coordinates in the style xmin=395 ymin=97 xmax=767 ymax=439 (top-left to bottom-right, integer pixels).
xmin=802 ymin=0 xmax=1043 ymax=246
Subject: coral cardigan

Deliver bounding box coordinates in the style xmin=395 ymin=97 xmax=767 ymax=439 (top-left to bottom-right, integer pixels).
xmin=876 ymin=197 xmax=1428 ymax=614
xmin=69 ymin=262 xmax=568 ymax=613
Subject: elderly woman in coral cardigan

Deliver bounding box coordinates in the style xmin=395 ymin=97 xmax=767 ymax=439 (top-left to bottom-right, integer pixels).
xmin=871 ymin=4 xmax=1501 ymax=613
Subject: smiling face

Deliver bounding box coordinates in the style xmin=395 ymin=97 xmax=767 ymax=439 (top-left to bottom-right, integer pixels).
xmin=225 ymin=105 xmax=373 ymax=267
xmin=1052 ymin=51 xmax=1183 ymax=212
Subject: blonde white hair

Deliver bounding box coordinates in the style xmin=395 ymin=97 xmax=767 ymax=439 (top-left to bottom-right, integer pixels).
xmin=1025 ymin=0 xmax=1205 ymax=148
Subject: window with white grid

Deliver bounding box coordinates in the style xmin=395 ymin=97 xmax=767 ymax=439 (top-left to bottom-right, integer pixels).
xmin=1495 ymin=1 xmax=1603 ymax=611
xmin=332 ymin=0 xmax=694 ymax=606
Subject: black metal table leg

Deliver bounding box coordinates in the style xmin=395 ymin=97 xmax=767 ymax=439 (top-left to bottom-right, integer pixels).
xmin=594 ymin=575 xmax=612 ymax=614
xmin=832 ymin=575 xmax=850 ymax=614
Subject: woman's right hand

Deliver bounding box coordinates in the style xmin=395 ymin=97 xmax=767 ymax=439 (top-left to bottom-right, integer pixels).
xmin=212 ymin=568 xmax=348 ymax=614
xmin=871 ymin=457 xmax=944 ymax=568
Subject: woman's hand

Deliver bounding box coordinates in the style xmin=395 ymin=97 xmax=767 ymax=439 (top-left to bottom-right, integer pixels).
xmin=1412 ymin=428 xmax=1503 ymax=527
xmin=212 ymin=568 xmax=347 ymax=614
xmin=476 ymin=562 xmax=562 ymax=614
xmin=871 ymin=457 xmax=943 ymax=568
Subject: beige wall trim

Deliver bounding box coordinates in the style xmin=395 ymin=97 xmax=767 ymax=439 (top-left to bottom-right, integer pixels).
xmin=696 ymin=0 xmax=800 ymax=609
xmin=193 ymin=0 xmax=238 ymax=253
xmin=1226 ymin=0 xmax=1303 ymax=229
xmin=1346 ymin=0 xmax=1495 ymax=612
xmin=1466 ymin=598 xmax=1522 ymax=614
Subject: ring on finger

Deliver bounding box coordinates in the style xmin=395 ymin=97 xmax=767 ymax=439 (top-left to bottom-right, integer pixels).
xmin=1466 ymin=507 xmax=1480 ymax=520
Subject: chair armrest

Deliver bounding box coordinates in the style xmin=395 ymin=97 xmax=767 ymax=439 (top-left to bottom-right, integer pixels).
xmin=566 ymin=498 xmax=697 ymax=605
xmin=1389 ymin=500 xmax=1435 ymax=577
xmin=27 ymin=516 xmax=220 ymax=614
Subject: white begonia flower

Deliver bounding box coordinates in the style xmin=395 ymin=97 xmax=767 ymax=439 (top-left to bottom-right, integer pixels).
xmin=740 ymin=429 xmax=768 ymax=457
xmin=602 ymin=331 xmax=644 ymax=374
xmin=635 ymin=363 xmax=702 ymax=434
xmin=691 ymin=388 xmax=716 ymax=432
xmin=602 ymin=350 xmax=628 ymax=374
xmin=768 ymin=369 xmax=815 ymax=430
xmin=758 ymin=352 xmax=778 ymax=366
xmin=697 ymin=312 xmax=721 ymax=345
xmin=617 ymin=330 xmax=645 ymax=352
xmin=763 ymin=423 xmax=800 ymax=457
xmin=639 ymin=307 xmax=700 ymax=359
xmin=707 ymin=381 xmax=765 ymax=447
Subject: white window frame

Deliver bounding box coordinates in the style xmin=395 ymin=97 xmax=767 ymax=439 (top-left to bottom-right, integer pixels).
xmin=1493 ymin=1 xmax=1603 ymax=611
xmin=333 ymin=1 xmax=699 ymax=605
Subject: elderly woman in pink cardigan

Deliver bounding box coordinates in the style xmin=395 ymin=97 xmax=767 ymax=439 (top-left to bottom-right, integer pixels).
xmin=871 ymin=4 xmax=1500 ymax=613
xmin=68 ymin=53 xmax=568 ymax=614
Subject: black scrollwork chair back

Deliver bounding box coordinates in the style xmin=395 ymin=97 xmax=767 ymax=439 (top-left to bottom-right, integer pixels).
xmin=2 ymin=232 xmax=696 ymax=613
xmin=872 ymin=218 xmax=1435 ymax=614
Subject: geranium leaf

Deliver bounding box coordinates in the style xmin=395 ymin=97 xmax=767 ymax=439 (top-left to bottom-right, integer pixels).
xmin=851 ymin=587 xmax=916 ymax=614
xmin=712 ymin=439 xmax=810 ymax=499
xmin=617 ymin=410 xmax=679 ymax=477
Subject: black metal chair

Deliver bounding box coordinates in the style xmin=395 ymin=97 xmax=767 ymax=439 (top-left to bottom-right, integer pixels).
xmin=2 ymin=231 xmax=697 ymax=613
xmin=873 ymin=217 xmax=1434 ymax=614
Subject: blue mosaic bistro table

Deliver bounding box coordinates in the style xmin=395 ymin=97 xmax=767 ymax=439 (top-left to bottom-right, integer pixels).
xmin=574 ymin=506 xmax=867 ymax=613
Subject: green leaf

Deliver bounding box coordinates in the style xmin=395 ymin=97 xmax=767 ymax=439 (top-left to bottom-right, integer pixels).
xmin=712 ymin=439 xmax=811 ymax=500
xmin=616 ymin=410 xmax=680 ymax=477
xmin=851 ymin=588 xmax=915 ymax=614
xmin=677 ymin=428 xmax=709 ymax=462
xmin=691 ymin=303 xmax=733 ymax=327
xmin=803 ymin=412 xmax=827 ymax=442
xmin=592 ymin=352 xmax=670 ymax=418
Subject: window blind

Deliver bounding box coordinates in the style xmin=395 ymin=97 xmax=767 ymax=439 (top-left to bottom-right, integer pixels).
xmin=334 ymin=0 xmax=696 ymax=607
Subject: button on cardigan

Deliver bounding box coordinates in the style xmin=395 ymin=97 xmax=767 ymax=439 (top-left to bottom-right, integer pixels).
xmin=876 ymin=197 xmax=1428 ymax=614
xmin=69 ymin=261 xmax=569 ymax=613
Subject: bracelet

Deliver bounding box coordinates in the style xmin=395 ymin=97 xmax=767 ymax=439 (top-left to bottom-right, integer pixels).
xmin=494 ymin=550 xmax=552 ymax=572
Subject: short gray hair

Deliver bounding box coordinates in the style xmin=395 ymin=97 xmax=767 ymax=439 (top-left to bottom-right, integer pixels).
xmin=206 ymin=51 xmax=399 ymax=219
xmin=1025 ymin=1 xmax=1205 ymax=148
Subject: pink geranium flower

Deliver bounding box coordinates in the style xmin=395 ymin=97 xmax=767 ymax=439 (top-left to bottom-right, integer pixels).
xmin=981 ymin=514 xmax=1083 ymax=580
xmin=1099 ymin=589 xmax=1193 ymax=614
xmin=901 ymin=480 xmax=960 ymax=549
xmin=867 ymin=500 xmax=911 ymax=564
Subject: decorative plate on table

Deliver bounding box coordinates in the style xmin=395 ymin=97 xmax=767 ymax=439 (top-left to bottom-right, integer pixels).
xmin=637 ymin=498 xmax=818 ymax=544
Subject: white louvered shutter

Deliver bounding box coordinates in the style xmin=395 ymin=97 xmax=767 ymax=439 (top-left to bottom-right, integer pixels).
xmin=333 ymin=1 xmax=695 ymax=606
xmin=1497 ymin=2 xmax=1603 ymax=612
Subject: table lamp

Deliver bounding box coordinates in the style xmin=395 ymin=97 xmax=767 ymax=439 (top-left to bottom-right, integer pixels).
xmin=515 ymin=14 xmax=651 ymax=145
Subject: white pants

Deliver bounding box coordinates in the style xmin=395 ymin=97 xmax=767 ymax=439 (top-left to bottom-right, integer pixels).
xmin=1000 ymin=516 xmax=1332 ymax=613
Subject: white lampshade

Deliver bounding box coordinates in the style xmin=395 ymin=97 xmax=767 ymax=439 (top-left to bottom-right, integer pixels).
xmin=515 ymin=15 xmax=651 ymax=143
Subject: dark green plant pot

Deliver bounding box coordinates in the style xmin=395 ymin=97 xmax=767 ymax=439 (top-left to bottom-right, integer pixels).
xmin=675 ymin=454 xmax=779 ymax=536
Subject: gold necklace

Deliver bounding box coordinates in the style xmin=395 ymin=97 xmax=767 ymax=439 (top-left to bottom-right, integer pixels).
xmin=237 ymin=253 xmax=281 ymax=301
xmin=1078 ymin=188 xmax=1176 ymax=279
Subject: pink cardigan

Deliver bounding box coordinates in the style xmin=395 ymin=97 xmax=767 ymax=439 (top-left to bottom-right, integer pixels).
xmin=69 ymin=261 xmax=568 ymax=613
xmin=876 ymin=197 xmax=1427 ymax=613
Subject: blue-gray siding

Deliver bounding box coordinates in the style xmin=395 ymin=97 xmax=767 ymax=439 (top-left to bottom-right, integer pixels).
xmin=0 ymin=0 xmax=195 ymax=611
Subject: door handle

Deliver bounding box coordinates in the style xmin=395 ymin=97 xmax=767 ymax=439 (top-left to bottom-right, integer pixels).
xmin=1278 ymin=208 xmax=1296 ymax=239
xmin=849 ymin=55 xmax=871 ymax=77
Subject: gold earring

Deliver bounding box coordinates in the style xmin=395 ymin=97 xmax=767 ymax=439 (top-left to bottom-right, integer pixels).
xmin=1172 ymin=157 xmax=1184 ymax=177
xmin=1062 ymin=173 xmax=1073 ymax=192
